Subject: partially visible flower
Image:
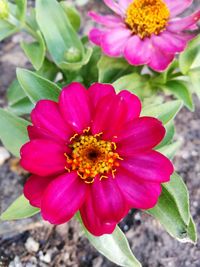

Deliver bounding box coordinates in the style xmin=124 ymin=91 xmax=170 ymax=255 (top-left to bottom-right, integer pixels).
xmin=21 ymin=82 xmax=173 ymax=236
xmin=88 ymin=0 xmax=200 ymax=71
xmin=0 ymin=0 xmax=9 ymax=19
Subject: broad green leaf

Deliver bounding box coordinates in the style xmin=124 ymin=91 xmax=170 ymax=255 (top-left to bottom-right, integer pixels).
xmin=155 ymin=121 xmax=175 ymax=149
xmin=179 ymin=35 xmax=200 ymax=74
xmin=36 ymin=0 xmax=84 ymax=68
xmin=113 ymin=73 xmax=151 ymax=99
xmin=21 ymin=31 xmax=46 ymax=70
xmin=0 ymin=19 xmax=18 ymax=41
xmin=7 ymin=79 xmax=26 ymax=106
xmin=147 ymin=173 xmax=195 ymax=243
xmin=187 ymin=217 xmax=197 ymax=244
xmin=0 ymin=109 xmax=29 ymax=157
xmin=1 ymin=195 xmax=40 ymax=221
xmin=98 ymin=56 xmax=137 ymax=83
xmin=17 ymin=68 xmax=61 ymax=104
xmin=15 ymin=0 xmax=27 ymax=21
xmin=37 ymin=58 xmax=58 ymax=80
xmin=60 ymin=1 xmax=81 ymax=32
xmin=141 ymin=100 xmax=183 ymax=125
xmin=8 ymin=97 xmax=34 ymax=116
xmin=189 ymin=68 xmax=200 ymax=99
xmin=77 ymin=214 xmax=141 ymax=267
xmin=163 ymin=80 xmax=194 ymax=111
xmin=157 ymin=141 xmax=181 ymax=160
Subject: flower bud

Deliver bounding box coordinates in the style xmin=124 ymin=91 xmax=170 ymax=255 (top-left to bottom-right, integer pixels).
xmin=64 ymin=47 xmax=82 ymax=63
xmin=0 ymin=0 xmax=9 ymax=19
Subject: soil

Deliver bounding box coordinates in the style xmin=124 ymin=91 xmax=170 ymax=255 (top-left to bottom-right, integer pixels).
xmin=0 ymin=1 xmax=200 ymax=267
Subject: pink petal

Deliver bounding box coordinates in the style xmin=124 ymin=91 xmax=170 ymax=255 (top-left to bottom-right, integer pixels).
xmin=28 ymin=126 xmax=62 ymax=143
xmin=103 ymin=0 xmax=125 ymax=16
xmin=116 ymin=170 xmax=162 ymax=209
xmin=167 ymin=10 xmax=200 ymax=32
xmin=59 ymin=82 xmax=91 ymax=133
xmin=102 ymin=28 xmax=132 ymax=57
xmin=89 ymin=28 xmax=105 ymax=46
xmin=165 ymin=0 xmax=193 ymax=17
xmin=92 ymin=94 xmax=128 ymax=139
xmin=91 ymin=176 xmax=127 ymax=223
xmin=124 ymin=35 xmax=152 ymax=66
xmin=88 ymin=83 xmax=116 ymax=111
xmin=24 ymin=175 xmax=53 ymax=208
xmin=20 ymin=139 xmax=68 ymax=176
xmin=31 ymin=100 xmax=72 ymax=142
xmin=88 ymin=11 xmax=123 ymax=27
xmin=118 ymin=0 xmax=133 ymax=10
xmin=148 ymin=46 xmax=174 ymax=72
xmin=117 ymin=90 xmax=141 ymax=122
xmin=152 ymin=31 xmax=192 ymax=53
xmin=120 ymin=151 xmax=174 ymax=183
xmin=41 ymin=172 xmax=88 ymax=224
xmin=116 ymin=117 xmax=165 ymax=153
xmin=80 ymin=193 xmax=116 ymax=236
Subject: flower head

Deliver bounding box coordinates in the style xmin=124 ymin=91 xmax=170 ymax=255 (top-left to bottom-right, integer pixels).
xmin=88 ymin=0 xmax=200 ymax=71
xmin=21 ymin=82 xmax=173 ymax=236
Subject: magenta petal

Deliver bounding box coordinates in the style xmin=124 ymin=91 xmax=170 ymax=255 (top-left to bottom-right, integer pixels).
xmin=103 ymin=0 xmax=124 ymax=16
xmin=102 ymin=28 xmax=131 ymax=57
xmin=91 ymin=177 xmax=127 ymax=223
xmin=88 ymin=11 xmax=123 ymax=27
xmin=88 ymin=83 xmax=115 ymax=110
xmin=80 ymin=193 xmax=116 ymax=236
xmin=20 ymin=139 xmax=67 ymax=176
xmin=124 ymin=36 xmax=152 ymax=65
xmin=89 ymin=28 xmax=105 ymax=46
xmin=165 ymin=0 xmax=193 ymax=17
xmin=167 ymin=10 xmax=200 ymax=32
xmin=41 ymin=172 xmax=88 ymax=224
xmin=121 ymin=151 xmax=174 ymax=183
xmin=31 ymin=100 xmax=72 ymax=142
xmin=116 ymin=117 xmax=165 ymax=153
xmin=24 ymin=175 xmax=53 ymax=208
xmin=116 ymin=170 xmax=162 ymax=209
xmin=118 ymin=90 xmax=141 ymax=121
xmin=59 ymin=82 xmax=91 ymax=133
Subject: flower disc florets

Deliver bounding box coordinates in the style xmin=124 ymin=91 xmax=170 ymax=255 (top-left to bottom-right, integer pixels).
xmin=125 ymin=0 xmax=170 ymax=38
xmin=65 ymin=129 xmax=122 ymax=184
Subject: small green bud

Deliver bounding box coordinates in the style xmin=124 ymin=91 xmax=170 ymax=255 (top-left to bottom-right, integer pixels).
xmin=0 ymin=0 xmax=9 ymax=19
xmin=64 ymin=47 xmax=82 ymax=63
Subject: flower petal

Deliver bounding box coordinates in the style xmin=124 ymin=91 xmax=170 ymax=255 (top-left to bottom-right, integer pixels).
xmin=59 ymin=82 xmax=91 ymax=133
xmin=91 ymin=176 xmax=127 ymax=223
xmin=20 ymin=139 xmax=67 ymax=176
xmin=89 ymin=28 xmax=105 ymax=46
xmin=88 ymin=11 xmax=123 ymax=27
xmin=88 ymin=83 xmax=116 ymax=111
xmin=80 ymin=194 xmax=116 ymax=236
xmin=120 ymin=151 xmax=174 ymax=183
xmin=116 ymin=117 xmax=165 ymax=153
xmin=116 ymin=170 xmax=162 ymax=209
xmin=24 ymin=175 xmax=53 ymax=208
xmin=103 ymin=0 xmax=125 ymax=16
xmin=117 ymin=90 xmax=141 ymax=122
xmin=124 ymin=35 xmax=152 ymax=65
xmin=165 ymin=0 xmax=193 ymax=17
xmin=102 ymin=28 xmax=132 ymax=57
xmin=31 ymin=100 xmax=72 ymax=142
xmin=41 ymin=172 xmax=88 ymax=224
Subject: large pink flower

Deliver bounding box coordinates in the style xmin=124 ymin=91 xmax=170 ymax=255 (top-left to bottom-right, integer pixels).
xmin=21 ymin=82 xmax=173 ymax=236
xmin=88 ymin=0 xmax=200 ymax=71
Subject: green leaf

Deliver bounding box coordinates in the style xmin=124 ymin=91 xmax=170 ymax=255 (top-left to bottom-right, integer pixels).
xmin=17 ymin=68 xmax=61 ymax=104
xmin=0 ymin=109 xmax=29 ymax=157
xmin=162 ymin=80 xmax=194 ymax=111
xmin=0 ymin=19 xmax=18 ymax=41
xmin=98 ymin=56 xmax=137 ymax=83
xmin=7 ymin=79 xmax=26 ymax=106
xmin=148 ymin=173 xmax=195 ymax=243
xmin=37 ymin=58 xmax=58 ymax=80
xmin=157 ymin=141 xmax=181 ymax=159
xmin=15 ymin=0 xmax=27 ymax=21
xmin=36 ymin=0 xmax=84 ymax=68
xmin=1 ymin=195 xmax=40 ymax=221
xmin=60 ymin=1 xmax=81 ymax=32
xmin=77 ymin=214 xmax=141 ymax=267
xmin=179 ymin=35 xmax=200 ymax=74
xmin=155 ymin=121 xmax=175 ymax=149
xmin=141 ymin=100 xmax=183 ymax=125
xmin=21 ymin=30 xmax=46 ymax=70
xmin=189 ymin=68 xmax=200 ymax=99
xmin=8 ymin=97 xmax=34 ymax=116
xmin=187 ymin=217 xmax=197 ymax=244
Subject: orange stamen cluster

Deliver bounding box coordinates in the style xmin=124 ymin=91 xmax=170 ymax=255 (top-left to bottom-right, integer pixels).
xmin=125 ymin=0 xmax=170 ymax=39
xmin=65 ymin=130 xmax=122 ymax=184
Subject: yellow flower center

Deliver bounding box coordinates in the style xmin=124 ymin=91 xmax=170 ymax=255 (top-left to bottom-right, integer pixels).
xmin=125 ymin=0 xmax=170 ymax=39
xmin=65 ymin=128 xmax=122 ymax=184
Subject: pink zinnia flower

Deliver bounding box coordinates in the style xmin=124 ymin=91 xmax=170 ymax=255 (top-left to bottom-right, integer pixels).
xmin=88 ymin=0 xmax=200 ymax=71
xmin=21 ymin=82 xmax=173 ymax=236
